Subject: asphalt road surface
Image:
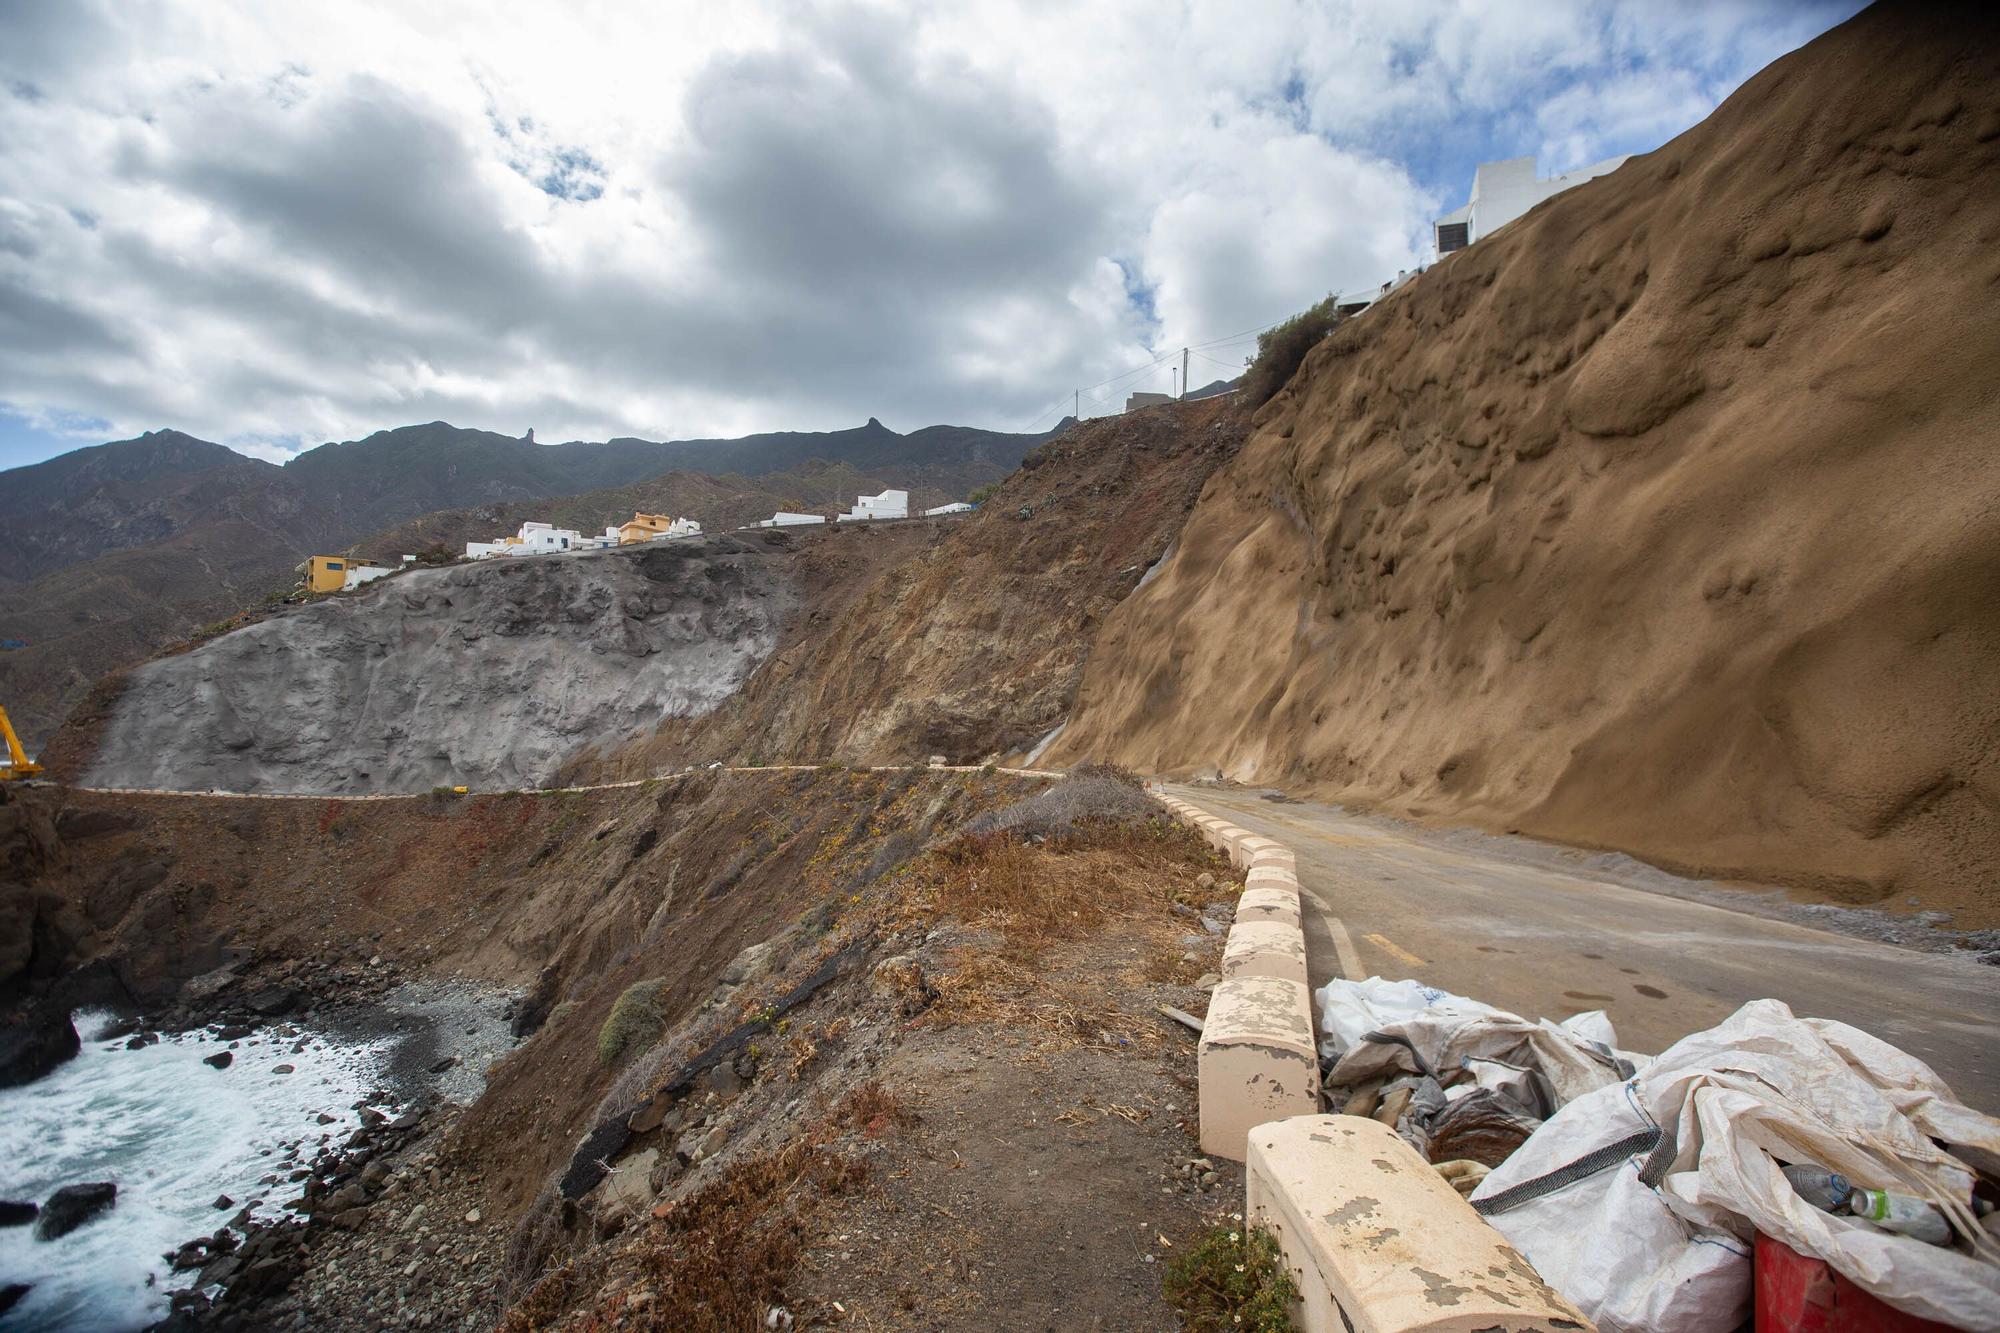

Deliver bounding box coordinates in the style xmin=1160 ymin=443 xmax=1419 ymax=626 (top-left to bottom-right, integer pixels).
xmin=1166 ymin=784 xmax=2000 ymax=1114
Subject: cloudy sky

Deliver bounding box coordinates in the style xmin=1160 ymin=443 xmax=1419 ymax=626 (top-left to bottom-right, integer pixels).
xmin=0 ymin=0 xmax=1861 ymax=468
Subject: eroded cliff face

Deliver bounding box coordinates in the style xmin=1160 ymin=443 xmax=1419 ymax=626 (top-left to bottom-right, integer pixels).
xmin=1051 ymin=3 xmax=2000 ymax=924
xmin=82 ymin=535 xmax=795 ymax=795
xmin=578 ymin=397 xmax=1247 ymax=777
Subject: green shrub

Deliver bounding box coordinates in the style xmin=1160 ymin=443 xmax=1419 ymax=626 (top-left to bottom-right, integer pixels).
xmin=967 ymin=481 xmax=1002 ymax=505
xmin=1162 ymin=1225 xmax=1298 ymax=1332
xmin=597 ymin=978 xmax=669 ymax=1065
xmin=1242 ymin=297 xmax=1342 ymax=406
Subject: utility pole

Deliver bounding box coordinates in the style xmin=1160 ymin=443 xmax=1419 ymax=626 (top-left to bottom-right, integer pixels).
xmin=1074 ymin=389 xmax=1079 ymax=421
xmin=1181 ymin=346 xmax=1190 ymax=399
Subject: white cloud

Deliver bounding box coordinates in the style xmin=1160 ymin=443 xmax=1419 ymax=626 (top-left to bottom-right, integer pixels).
xmin=0 ymin=0 xmax=1862 ymax=458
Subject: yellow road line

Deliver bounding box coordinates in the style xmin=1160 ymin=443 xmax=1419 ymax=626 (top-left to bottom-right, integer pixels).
xmin=1364 ymin=933 xmax=1426 ymax=967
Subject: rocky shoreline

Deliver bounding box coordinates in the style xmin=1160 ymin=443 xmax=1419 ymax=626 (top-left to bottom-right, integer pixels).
xmin=1 ymin=947 xmax=520 ymax=1332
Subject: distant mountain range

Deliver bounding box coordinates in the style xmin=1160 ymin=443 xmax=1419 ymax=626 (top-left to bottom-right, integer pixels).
xmin=0 ymin=416 xmax=1062 ymax=749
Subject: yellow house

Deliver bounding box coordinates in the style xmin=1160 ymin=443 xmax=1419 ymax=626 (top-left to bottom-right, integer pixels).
xmin=300 ymin=555 xmax=391 ymax=594
xmin=618 ymin=513 xmax=674 ymax=544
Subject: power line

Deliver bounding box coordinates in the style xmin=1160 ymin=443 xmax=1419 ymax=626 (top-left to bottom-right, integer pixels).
xmin=1014 ymin=304 xmax=1304 ymax=432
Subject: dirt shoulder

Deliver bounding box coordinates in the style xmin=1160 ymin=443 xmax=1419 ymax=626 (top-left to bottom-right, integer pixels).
xmin=491 ymin=790 xmax=1247 ymax=1331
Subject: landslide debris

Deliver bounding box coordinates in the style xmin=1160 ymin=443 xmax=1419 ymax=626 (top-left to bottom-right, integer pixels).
xmin=81 ymin=535 xmax=796 ymax=795
xmin=581 ymin=396 xmax=1247 ymax=776
xmin=1052 ymin=2 xmax=2000 ymax=924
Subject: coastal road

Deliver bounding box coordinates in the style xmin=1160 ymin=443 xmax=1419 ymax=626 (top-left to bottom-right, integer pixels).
xmin=1165 ymin=784 xmax=2000 ymax=1114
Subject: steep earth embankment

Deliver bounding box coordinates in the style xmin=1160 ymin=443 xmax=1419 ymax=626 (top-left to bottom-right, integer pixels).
xmin=80 ymin=535 xmax=796 ymax=795
xmin=579 ymin=396 xmax=1248 ymax=776
xmin=1052 ymin=2 xmax=2000 ymax=925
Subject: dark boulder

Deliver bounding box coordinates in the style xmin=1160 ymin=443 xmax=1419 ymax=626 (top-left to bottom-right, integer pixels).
xmin=203 ymin=1051 xmax=233 ymax=1070
xmin=0 ymin=1199 xmax=37 ymax=1227
xmin=245 ymin=987 xmax=299 ymax=1018
xmin=0 ymin=1001 xmax=80 ymax=1088
xmin=0 ymin=1283 xmax=29 ymax=1318
xmin=34 ymin=1182 xmax=116 ymax=1240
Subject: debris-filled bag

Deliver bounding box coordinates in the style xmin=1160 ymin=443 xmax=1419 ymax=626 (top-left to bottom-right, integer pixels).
xmin=1316 ymin=975 xmax=1639 ymax=1109
xmin=1469 ymin=999 xmax=2000 ymax=1332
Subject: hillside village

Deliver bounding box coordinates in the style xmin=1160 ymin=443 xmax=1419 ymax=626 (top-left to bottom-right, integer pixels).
xmin=289 ymin=488 xmax=984 ymax=600
xmin=3 ymin=4 xmax=2000 ymax=1333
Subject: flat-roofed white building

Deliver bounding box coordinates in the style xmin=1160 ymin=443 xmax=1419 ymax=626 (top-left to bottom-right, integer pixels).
xmin=1434 ymin=154 xmax=1629 ymax=257
xmin=465 ymin=520 xmax=585 ymax=559
xmin=837 ymin=489 xmax=909 ymax=522
xmin=923 ymin=502 xmax=974 ymax=516
xmin=756 ymin=511 xmax=827 ymax=528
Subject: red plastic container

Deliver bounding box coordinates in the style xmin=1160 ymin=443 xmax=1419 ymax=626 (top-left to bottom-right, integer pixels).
xmin=1754 ymin=1232 xmax=1961 ymax=1331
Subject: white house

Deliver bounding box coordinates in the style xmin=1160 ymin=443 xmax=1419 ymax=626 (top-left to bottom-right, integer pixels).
xmin=837 ymin=489 xmax=909 ymax=522
xmin=755 ymin=511 xmax=827 ymax=528
xmin=1333 ymin=268 xmax=1420 ymax=317
xmin=1433 ymin=154 xmax=1630 ymax=257
xmin=342 ymin=563 xmax=396 ymax=592
xmin=465 ymin=520 xmax=586 ymax=559
xmin=923 ymin=502 xmax=975 ymax=516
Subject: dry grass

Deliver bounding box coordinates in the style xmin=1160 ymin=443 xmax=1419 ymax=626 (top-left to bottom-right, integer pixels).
xmin=896 ymin=815 xmax=1233 ymax=1051
xmin=929 ymin=820 xmax=1216 ymax=951
xmin=924 ymin=951 xmax=1170 ymax=1054
xmin=834 ymin=1079 xmax=920 ymax=1137
xmin=499 ymin=1129 xmax=868 ymax=1333
xmin=1141 ymin=945 xmax=1205 ymax=986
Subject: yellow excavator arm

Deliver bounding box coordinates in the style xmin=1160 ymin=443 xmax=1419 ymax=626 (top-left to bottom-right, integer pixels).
xmin=0 ymin=705 xmax=43 ymax=780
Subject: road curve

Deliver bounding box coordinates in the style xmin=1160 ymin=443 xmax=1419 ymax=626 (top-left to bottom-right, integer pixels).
xmin=1165 ymin=783 xmax=2000 ymax=1115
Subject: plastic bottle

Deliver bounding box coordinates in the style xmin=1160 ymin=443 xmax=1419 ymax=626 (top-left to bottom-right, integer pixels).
xmin=1782 ymin=1163 xmax=1852 ymax=1212
xmin=1847 ymin=1187 xmax=1953 ymax=1246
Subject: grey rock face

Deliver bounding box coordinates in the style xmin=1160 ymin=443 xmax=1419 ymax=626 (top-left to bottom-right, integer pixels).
xmin=86 ymin=536 xmax=794 ymax=795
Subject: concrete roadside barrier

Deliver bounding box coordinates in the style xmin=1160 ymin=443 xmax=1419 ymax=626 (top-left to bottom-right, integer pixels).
xmin=1197 ymin=976 xmax=1321 ymax=1160
xmin=1247 ymin=846 xmax=1295 ymax=875
xmin=1247 ymin=1115 xmax=1594 ymax=1332
xmin=1150 ymin=785 xmax=1585 ymax=1330
xmin=1235 ymin=884 xmax=1302 ymax=930
xmin=1244 ymin=861 xmax=1298 ymax=890
xmin=1228 ymin=833 xmax=1284 ymax=869
xmin=1149 ymin=786 xmax=1321 ymax=1161
xmin=1221 ymin=920 xmax=1309 ymax=985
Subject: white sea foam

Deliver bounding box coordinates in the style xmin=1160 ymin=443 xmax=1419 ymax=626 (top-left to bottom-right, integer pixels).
xmin=0 ymin=1012 xmax=393 ymax=1331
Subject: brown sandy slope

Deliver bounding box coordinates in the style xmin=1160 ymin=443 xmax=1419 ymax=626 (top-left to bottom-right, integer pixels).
xmin=576 ymin=396 xmax=1247 ymax=776
xmin=1051 ymin=3 xmax=2000 ymax=926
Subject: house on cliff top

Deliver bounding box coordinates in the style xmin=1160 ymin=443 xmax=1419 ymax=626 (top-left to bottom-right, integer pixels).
xmin=1434 ymin=154 xmax=1630 ymax=256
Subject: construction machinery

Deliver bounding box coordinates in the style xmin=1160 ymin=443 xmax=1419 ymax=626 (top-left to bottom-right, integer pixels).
xmin=1 ymin=704 xmax=43 ymax=781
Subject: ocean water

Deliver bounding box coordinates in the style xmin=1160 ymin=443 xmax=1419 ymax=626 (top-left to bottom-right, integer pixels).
xmin=0 ymin=1012 xmax=394 ymax=1331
